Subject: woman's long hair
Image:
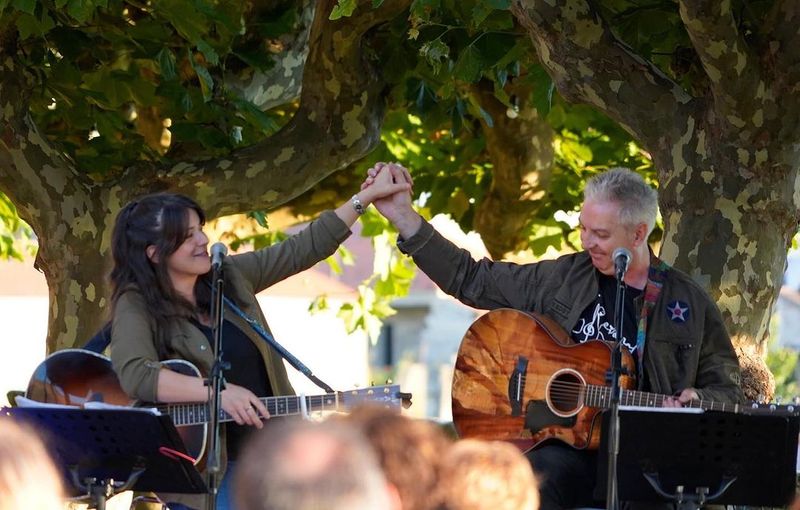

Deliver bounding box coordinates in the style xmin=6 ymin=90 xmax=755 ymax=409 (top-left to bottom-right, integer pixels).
xmin=110 ymin=192 xmax=211 ymax=358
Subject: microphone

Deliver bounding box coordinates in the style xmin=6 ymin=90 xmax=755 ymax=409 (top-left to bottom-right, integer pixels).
xmin=612 ymin=247 xmax=632 ymax=278
xmin=210 ymin=242 xmax=227 ymax=270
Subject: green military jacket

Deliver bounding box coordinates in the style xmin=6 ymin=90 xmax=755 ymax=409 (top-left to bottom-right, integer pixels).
xmin=399 ymin=219 xmax=743 ymax=404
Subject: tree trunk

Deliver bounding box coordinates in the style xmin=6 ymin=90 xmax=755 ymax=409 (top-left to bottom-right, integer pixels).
xmin=512 ymin=0 xmax=800 ymax=399
xmin=473 ymin=80 xmax=555 ymax=258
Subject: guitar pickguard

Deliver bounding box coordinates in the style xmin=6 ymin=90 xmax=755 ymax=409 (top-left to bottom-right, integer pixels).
xmin=525 ymin=400 xmax=577 ymax=433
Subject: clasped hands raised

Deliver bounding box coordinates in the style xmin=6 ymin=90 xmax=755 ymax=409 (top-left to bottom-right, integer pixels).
xmin=361 ymin=162 xmax=422 ymax=238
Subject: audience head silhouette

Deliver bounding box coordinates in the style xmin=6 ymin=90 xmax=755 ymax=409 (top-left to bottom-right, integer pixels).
xmin=235 ymin=419 xmax=398 ymax=510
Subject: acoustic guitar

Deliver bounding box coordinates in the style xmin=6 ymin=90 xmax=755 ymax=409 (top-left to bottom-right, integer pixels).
xmin=451 ymin=308 xmax=797 ymax=452
xmin=25 ymin=349 xmax=411 ymax=465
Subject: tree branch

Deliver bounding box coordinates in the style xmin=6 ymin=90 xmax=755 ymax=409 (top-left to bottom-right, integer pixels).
xmin=123 ymin=0 xmax=411 ymax=218
xmin=678 ymin=0 xmax=761 ymax=118
xmin=510 ymin=0 xmax=694 ymax=148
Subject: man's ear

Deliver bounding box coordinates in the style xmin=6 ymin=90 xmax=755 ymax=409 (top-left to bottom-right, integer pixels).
xmin=633 ymin=223 xmax=648 ymax=247
xmin=146 ymin=245 xmax=159 ymax=263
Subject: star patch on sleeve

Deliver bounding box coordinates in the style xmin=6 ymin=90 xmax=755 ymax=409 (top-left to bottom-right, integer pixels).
xmin=666 ymin=300 xmax=690 ymax=323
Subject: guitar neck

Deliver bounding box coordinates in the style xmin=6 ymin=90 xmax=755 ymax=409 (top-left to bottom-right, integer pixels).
xmin=164 ymin=393 xmax=340 ymax=427
xmin=585 ymin=385 xmax=739 ymax=413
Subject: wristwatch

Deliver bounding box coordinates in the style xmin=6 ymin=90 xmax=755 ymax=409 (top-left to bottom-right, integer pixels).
xmin=351 ymin=194 xmax=365 ymax=215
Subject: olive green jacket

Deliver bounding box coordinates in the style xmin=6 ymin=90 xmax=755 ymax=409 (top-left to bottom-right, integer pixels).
xmin=398 ymin=219 xmax=744 ymax=404
xmin=109 ymin=210 xmax=350 ymax=507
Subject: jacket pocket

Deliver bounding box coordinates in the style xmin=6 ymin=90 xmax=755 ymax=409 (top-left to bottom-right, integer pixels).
xmin=647 ymin=335 xmax=700 ymax=391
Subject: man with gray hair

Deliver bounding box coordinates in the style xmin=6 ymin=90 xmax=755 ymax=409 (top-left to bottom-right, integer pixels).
xmin=362 ymin=164 xmax=743 ymax=510
xmin=233 ymin=419 xmax=399 ymax=510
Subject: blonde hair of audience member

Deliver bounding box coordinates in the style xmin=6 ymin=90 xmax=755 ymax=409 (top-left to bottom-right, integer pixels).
xmin=0 ymin=419 xmax=65 ymax=510
xmin=234 ymin=419 xmax=399 ymax=510
xmin=342 ymin=405 xmax=452 ymax=510
xmin=438 ymin=439 xmax=539 ymax=510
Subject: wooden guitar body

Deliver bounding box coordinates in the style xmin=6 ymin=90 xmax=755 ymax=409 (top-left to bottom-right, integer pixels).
xmin=451 ymin=308 xmax=636 ymax=452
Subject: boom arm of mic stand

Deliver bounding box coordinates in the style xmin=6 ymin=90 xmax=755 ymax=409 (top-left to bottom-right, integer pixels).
xmin=220 ymin=294 xmax=335 ymax=394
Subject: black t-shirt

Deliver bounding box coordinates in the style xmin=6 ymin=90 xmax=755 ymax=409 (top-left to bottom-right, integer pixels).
xmin=192 ymin=318 xmax=272 ymax=460
xmin=571 ymin=273 xmax=642 ymax=356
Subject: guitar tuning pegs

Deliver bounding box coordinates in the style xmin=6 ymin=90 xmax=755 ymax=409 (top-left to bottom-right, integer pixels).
xmin=776 ymin=396 xmax=783 ymax=405
xmin=385 ymin=378 xmax=393 ymax=384
xmin=793 ymin=396 xmax=800 ymax=405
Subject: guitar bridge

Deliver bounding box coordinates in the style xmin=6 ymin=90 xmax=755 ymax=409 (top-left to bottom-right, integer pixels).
xmin=508 ymin=356 xmax=528 ymax=417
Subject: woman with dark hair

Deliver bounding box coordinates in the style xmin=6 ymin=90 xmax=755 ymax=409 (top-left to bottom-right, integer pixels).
xmin=108 ymin=167 xmax=410 ymax=510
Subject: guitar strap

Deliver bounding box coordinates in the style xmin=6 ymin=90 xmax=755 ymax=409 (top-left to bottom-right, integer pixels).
xmin=635 ymin=251 xmax=670 ymax=376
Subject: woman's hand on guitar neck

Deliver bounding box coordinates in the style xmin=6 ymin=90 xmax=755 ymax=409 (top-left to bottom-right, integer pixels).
xmin=663 ymin=387 xmax=699 ymax=408
xmin=221 ymin=383 xmax=270 ymax=427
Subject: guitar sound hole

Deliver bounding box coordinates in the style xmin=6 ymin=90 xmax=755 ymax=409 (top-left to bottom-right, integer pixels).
xmin=547 ymin=371 xmax=584 ymax=416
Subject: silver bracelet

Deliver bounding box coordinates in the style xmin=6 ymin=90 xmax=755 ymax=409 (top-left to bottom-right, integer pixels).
xmin=351 ymin=194 xmax=365 ymax=215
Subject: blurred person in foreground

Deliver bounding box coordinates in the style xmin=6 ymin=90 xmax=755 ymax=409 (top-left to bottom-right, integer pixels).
xmin=438 ymin=439 xmax=539 ymax=510
xmin=234 ymin=419 xmax=401 ymax=510
xmin=342 ymin=405 xmax=453 ymax=510
xmin=0 ymin=419 xmax=65 ymax=510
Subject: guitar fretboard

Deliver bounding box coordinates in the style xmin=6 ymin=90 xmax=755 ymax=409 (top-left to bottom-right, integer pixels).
xmin=584 ymin=385 xmax=739 ymax=413
xmin=159 ymin=394 xmax=340 ymax=426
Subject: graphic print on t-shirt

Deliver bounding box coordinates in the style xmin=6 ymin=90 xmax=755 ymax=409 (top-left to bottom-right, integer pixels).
xmin=571 ymin=300 xmax=638 ymax=354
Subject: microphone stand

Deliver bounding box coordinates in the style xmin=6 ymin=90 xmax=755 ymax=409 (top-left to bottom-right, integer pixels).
xmin=205 ymin=262 xmax=228 ymax=510
xmin=606 ymin=262 xmax=628 ymax=510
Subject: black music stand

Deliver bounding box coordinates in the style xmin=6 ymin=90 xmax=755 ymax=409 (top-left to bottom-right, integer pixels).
xmin=609 ymin=407 xmax=799 ymax=508
xmin=2 ymin=406 xmax=206 ymax=510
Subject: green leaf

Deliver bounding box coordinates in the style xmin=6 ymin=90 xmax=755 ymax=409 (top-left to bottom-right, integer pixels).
xmin=156 ymin=0 xmax=208 ymax=44
xmin=466 ymin=94 xmax=493 ymax=127
xmin=359 ymin=209 xmax=390 ymax=237
xmin=81 ymin=70 xmax=134 ymax=107
xmin=157 ymin=48 xmax=177 ymax=80
xmin=447 ymin=189 xmax=470 ymax=220
xmin=233 ymin=98 xmax=280 ymax=133
xmin=329 ymin=0 xmax=357 ymax=20
xmin=247 ymin=211 xmax=269 ymax=228
xmin=66 ymin=0 xmax=100 ymax=23
xmin=15 ymin=12 xmax=55 ymax=39
xmin=196 ymin=39 xmax=220 ymax=66
xmin=471 ymin=0 xmax=511 ymax=27
xmin=530 ymin=65 xmax=555 ymax=115
xmin=189 ymin=50 xmax=214 ymax=102
xmin=453 ymin=44 xmax=484 ymax=83
xmin=419 ymin=39 xmax=449 ymax=74
xmin=12 ymin=0 xmax=35 ymax=15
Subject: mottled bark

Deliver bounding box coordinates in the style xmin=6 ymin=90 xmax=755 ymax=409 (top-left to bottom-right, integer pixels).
xmin=224 ymin=0 xmax=315 ymax=110
xmin=0 ymin=56 xmax=113 ymax=351
xmin=0 ymin=0 xmax=411 ymax=351
xmin=511 ymin=0 xmax=800 ymax=397
xmin=473 ymin=81 xmax=554 ymax=258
